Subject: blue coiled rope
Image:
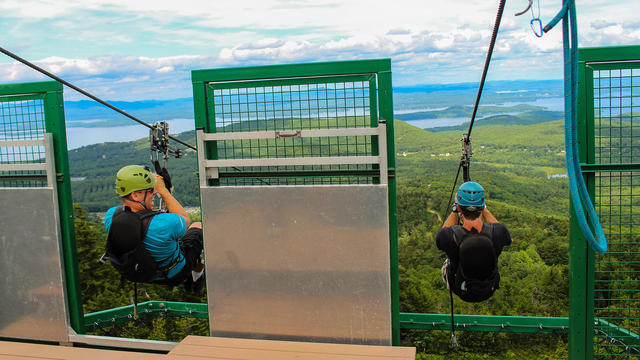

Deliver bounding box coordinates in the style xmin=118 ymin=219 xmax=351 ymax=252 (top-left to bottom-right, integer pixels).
xmin=544 ymin=0 xmax=607 ymax=254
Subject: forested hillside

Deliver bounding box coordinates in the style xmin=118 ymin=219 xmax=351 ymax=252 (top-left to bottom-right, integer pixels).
xmin=393 ymin=119 xmax=570 ymax=358
xmin=71 ymin=113 xmax=572 ymax=358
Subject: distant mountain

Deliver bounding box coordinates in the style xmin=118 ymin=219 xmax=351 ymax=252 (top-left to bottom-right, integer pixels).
xmin=394 ymin=79 xmax=562 ymax=94
xmin=395 ymin=104 xmax=546 ymax=121
xmin=425 ymin=110 xmax=564 ymax=132
xmin=394 ymin=79 xmax=563 ymax=110
xmin=64 ymin=98 xmax=194 ymax=126
xmin=60 ymin=79 xmax=563 ymax=128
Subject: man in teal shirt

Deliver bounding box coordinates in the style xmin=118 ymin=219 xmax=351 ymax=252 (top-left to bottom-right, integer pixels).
xmin=104 ymin=165 xmax=205 ymax=293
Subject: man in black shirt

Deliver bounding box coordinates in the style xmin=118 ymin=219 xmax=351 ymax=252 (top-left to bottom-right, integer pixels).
xmin=436 ymin=181 xmax=511 ymax=302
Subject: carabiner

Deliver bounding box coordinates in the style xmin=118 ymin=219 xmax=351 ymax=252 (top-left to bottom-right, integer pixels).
xmin=530 ymin=18 xmax=543 ymax=37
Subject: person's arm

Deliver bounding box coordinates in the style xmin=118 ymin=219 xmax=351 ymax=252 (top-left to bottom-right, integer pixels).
xmin=154 ymin=174 xmax=190 ymax=227
xmin=442 ymin=207 xmax=459 ymax=228
xmin=482 ymin=206 xmax=498 ymax=223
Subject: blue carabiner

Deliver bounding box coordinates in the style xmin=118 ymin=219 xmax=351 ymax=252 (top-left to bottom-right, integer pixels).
xmin=531 ymin=18 xmax=543 ymax=37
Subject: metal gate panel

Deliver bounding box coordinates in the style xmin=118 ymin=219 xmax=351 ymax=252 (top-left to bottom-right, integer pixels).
xmin=0 ymin=187 xmax=70 ymax=342
xmin=0 ymin=81 xmax=82 ymax=334
xmin=201 ymin=185 xmax=391 ymax=345
xmin=592 ymin=64 xmax=640 ymax=358
xmin=192 ymin=60 xmax=398 ymax=345
xmin=577 ymin=46 xmax=640 ymax=358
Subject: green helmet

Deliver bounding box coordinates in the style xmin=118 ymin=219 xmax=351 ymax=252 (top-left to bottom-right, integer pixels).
xmin=115 ymin=165 xmax=156 ymax=196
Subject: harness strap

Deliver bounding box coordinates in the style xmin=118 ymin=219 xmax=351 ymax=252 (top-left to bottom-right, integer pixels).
xmin=452 ymin=223 xmax=494 ymax=246
xmin=113 ymin=206 xmax=180 ymax=280
xmin=139 ymin=210 xmax=183 ymax=279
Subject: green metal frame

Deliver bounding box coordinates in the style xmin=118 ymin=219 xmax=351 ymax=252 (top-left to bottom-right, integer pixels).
xmin=16 ymin=57 xmax=639 ymax=351
xmin=192 ymin=59 xmax=400 ymax=344
xmin=86 ymin=305 xmax=577 ymax=335
xmin=0 ymin=81 xmax=83 ymax=333
xmin=574 ymin=45 xmax=640 ymax=359
xmin=400 ymin=313 xmax=569 ymax=334
xmin=84 ymin=301 xmax=208 ymax=331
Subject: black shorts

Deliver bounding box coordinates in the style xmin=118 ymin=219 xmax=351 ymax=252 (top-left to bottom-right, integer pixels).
xmin=155 ymin=227 xmax=203 ymax=286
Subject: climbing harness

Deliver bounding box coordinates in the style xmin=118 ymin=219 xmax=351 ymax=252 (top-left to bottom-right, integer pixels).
xmin=539 ymin=0 xmax=607 ymax=254
xmin=439 ymin=0 xmax=506 ymax=349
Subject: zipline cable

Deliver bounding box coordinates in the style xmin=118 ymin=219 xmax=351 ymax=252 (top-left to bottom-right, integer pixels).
xmin=0 ymin=46 xmax=196 ymax=151
xmin=440 ymin=0 xmax=507 ymax=350
xmin=1 ymin=46 xmax=273 ymax=185
xmin=441 ymin=0 xmax=506 ymax=223
xmin=466 ymin=0 xmax=506 ymax=141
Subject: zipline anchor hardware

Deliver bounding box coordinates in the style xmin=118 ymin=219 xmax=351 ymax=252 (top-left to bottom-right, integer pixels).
xmin=150 ymin=122 xmax=182 ymax=167
xmin=149 ymin=121 xmax=181 ymax=209
xmin=460 ymin=134 xmax=473 ymax=183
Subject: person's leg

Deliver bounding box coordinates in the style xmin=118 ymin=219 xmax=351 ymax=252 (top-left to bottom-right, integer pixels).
xmin=155 ymin=223 xmax=204 ymax=289
xmin=187 ymin=222 xmax=204 ymax=273
xmin=179 ymin=222 xmax=205 ymax=293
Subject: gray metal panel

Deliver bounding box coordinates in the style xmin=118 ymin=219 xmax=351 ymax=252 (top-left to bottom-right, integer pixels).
xmin=201 ymin=185 xmax=391 ymax=345
xmin=0 ymin=188 xmax=70 ymax=342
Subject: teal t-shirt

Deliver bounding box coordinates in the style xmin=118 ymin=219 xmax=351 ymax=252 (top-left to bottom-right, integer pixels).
xmin=104 ymin=206 xmax=187 ymax=279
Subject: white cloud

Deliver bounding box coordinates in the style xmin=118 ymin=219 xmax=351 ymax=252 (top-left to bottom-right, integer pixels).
xmin=591 ymin=20 xmax=618 ymax=30
xmin=156 ymin=66 xmax=174 ymax=73
xmin=0 ymin=0 xmax=638 ymax=100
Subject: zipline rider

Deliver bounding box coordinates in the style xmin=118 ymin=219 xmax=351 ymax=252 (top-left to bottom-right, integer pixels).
xmin=104 ymin=165 xmax=206 ymax=294
xmin=436 ymin=181 xmax=512 ymax=302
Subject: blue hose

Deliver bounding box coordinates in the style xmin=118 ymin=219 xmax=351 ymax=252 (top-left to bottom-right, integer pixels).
xmin=550 ymin=0 xmax=607 ymax=253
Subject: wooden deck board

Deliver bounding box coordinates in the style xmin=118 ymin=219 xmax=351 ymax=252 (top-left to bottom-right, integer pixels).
xmin=168 ymin=336 xmax=415 ymax=360
xmin=1 ymin=336 xmax=415 ymax=360
xmin=0 ymin=341 xmax=163 ymax=360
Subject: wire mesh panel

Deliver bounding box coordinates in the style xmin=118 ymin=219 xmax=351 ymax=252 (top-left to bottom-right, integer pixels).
xmin=590 ymin=64 xmax=640 ymax=358
xmin=0 ymin=95 xmax=48 ymax=187
xmin=203 ymin=75 xmax=380 ymax=186
xmin=593 ymin=68 xmax=640 ymax=165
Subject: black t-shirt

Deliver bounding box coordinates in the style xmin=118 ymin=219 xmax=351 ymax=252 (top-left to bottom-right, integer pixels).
xmin=436 ymin=223 xmax=512 ymax=279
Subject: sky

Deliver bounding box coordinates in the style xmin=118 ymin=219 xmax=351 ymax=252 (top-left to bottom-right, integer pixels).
xmin=0 ymin=0 xmax=638 ymax=101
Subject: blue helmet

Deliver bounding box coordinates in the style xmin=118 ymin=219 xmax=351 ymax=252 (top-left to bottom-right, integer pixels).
xmin=457 ymin=181 xmax=485 ymax=208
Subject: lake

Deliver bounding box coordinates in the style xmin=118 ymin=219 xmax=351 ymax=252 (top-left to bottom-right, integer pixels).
xmin=66 ymin=118 xmax=194 ymax=149
xmin=64 ymin=97 xmax=565 ymax=149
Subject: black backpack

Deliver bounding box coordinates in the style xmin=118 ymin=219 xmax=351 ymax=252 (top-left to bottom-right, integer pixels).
xmin=105 ymin=206 xmax=176 ymax=283
xmin=450 ymin=224 xmax=500 ymax=303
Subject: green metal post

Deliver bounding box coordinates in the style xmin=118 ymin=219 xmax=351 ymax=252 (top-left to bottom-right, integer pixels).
xmin=42 ymin=81 xmax=84 ymax=333
xmin=192 ymin=78 xmax=218 ymax=186
xmin=569 ymin=56 xmax=595 ymax=359
xmin=192 ymin=79 xmax=208 ymax=130
xmin=369 ymin=75 xmax=381 ymax=185
xmin=377 ymin=62 xmax=400 ymax=346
